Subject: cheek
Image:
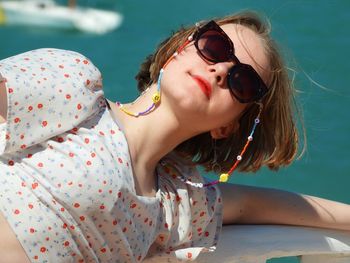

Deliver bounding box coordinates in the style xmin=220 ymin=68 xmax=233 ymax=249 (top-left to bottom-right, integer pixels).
xmin=160 ymin=64 xmax=187 ymax=99
xmin=209 ymin=96 xmax=246 ymax=127
xmin=160 ymin=45 xmax=204 ymax=90
xmin=160 ymin=59 xmax=204 ymax=107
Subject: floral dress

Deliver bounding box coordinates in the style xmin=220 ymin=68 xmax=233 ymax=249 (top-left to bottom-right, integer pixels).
xmin=0 ymin=49 xmax=223 ymax=263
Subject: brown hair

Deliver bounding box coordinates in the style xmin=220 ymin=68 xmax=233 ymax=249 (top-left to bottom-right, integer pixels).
xmin=135 ymin=11 xmax=304 ymax=173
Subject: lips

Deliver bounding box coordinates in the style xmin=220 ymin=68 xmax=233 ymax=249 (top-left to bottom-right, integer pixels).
xmin=191 ymin=75 xmax=212 ymax=99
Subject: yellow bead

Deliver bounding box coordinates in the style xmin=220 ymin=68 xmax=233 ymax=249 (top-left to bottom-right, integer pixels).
xmin=152 ymin=92 xmax=160 ymax=103
xmin=219 ymin=173 xmax=229 ymax=183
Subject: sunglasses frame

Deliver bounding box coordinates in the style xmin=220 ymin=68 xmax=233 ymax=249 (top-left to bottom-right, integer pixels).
xmin=192 ymin=20 xmax=268 ymax=103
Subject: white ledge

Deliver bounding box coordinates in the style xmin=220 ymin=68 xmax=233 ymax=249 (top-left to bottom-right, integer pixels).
xmin=196 ymin=225 xmax=350 ymax=263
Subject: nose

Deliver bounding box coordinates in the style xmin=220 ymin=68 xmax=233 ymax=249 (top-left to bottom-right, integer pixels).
xmin=207 ymin=62 xmax=234 ymax=87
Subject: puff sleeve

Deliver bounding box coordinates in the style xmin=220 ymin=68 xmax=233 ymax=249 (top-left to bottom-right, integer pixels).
xmin=0 ymin=48 xmax=104 ymax=154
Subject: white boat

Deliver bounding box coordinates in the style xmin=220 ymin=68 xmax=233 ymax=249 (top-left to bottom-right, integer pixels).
xmin=0 ymin=0 xmax=123 ymax=34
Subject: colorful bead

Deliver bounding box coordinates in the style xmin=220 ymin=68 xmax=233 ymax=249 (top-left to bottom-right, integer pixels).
xmin=219 ymin=173 xmax=229 ymax=182
xmin=152 ymin=92 xmax=161 ymax=103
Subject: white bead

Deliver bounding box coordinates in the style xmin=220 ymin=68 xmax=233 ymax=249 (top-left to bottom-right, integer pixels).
xmin=198 ymin=183 xmax=203 ymax=188
xmin=237 ymin=155 xmax=242 ymax=161
xmin=255 ymin=118 xmax=260 ymax=124
xmin=248 ymin=136 xmax=253 ymax=141
xmin=188 ymin=35 xmax=193 ymax=41
xmin=173 ymin=52 xmax=178 ymax=57
xmin=160 ymin=68 xmax=164 ymax=73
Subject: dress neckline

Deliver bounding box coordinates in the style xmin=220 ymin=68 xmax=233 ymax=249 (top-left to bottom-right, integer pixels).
xmin=104 ymin=98 xmax=161 ymax=200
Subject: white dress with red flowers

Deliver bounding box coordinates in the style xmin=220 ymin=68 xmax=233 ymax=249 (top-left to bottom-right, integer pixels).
xmin=0 ymin=49 xmax=223 ymax=263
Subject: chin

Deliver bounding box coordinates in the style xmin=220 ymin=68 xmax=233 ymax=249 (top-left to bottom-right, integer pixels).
xmin=164 ymin=86 xmax=202 ymax=109
xmin=161 ymin=74 xmax=208 ymax=116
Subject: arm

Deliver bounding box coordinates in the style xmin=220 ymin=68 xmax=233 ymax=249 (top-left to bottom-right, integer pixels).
xmin=219 ymin=183 xmax=350 ymax=231
xmin=0 ymin=78 xmax=7 ymax=123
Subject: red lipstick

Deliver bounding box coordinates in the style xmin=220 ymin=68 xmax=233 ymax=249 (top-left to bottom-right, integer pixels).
xmin=191 ymin=75 xmax=212 ymax=99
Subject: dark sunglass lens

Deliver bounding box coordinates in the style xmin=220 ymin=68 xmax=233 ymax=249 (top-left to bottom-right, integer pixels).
xmin=197 ymin=30 xmax=231 ymax=62
xmin=228 ymin=66 xmax=261 ymax=103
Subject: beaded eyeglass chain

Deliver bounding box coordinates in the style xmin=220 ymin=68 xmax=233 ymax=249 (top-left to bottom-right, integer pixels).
xmin=117 ymin=32 xmax=264 ymax=188
xmin=178 ymin=104 xmax=262 ymax=188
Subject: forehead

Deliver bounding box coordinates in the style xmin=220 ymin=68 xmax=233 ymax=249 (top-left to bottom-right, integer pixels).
xmin=220 ymin=23 xmax=269 ymax=83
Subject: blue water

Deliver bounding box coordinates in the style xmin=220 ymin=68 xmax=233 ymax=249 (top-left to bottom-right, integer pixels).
xmin=1 ymin=1 xmax=349 ymax=262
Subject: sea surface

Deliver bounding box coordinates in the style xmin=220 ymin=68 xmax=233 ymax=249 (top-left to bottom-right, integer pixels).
xmin=1 ymin=0 xmax=349 ymax=262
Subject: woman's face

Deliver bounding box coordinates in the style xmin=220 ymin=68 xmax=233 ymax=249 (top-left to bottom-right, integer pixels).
xmin=160 ymin=23 xmax=269 ymax=135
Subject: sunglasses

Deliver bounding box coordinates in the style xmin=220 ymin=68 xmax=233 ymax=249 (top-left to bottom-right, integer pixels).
xmin=192 ymin=20 xmax=268 ymax=103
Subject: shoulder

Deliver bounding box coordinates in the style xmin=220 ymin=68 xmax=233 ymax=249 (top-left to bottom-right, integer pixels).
xmin=0 ymin=48 xmax=102 ymax=90
xmin=2 ymin=48 xmax=87 ymax=59
xmin=1 ymin=48 xmax=97 ymax=71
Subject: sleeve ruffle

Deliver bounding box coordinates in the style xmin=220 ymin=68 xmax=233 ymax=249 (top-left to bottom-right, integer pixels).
xmin=0 ymin=48 xmax=104 ymax=154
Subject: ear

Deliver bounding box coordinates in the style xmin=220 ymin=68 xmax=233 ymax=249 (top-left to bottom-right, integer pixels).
xmin=210 ymin=122 xmax=239 ymax=139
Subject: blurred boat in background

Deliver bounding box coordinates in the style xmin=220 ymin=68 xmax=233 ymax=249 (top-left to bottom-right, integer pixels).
xmin=0 ymin=0 xmax=123 ymax=34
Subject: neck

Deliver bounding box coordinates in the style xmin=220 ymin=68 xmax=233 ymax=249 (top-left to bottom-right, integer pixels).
xmin=109 ymin=84 xmax=197 ymax=196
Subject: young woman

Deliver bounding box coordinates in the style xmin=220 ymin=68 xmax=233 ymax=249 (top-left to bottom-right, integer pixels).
xmin=0 ymin=11 xmax=349 ymax=263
